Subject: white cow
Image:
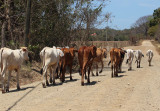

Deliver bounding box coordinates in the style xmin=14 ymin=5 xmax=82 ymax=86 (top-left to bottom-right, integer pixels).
xmin=0 ymin=47 xmax=29 ymax=93
xmin=40 ymin=46 xmax=64 ymax=88
xmin=126 ymin=49 xmax=134 ymax=71
xmin=146 ymin=49 xmax=153 ymax=66
xmin=135 ymin=50 xmax=144 ymax=68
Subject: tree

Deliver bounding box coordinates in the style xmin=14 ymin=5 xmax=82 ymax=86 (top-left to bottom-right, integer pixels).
xmin=148 ymin=8 xmax=160 ymax=37
xmin=131 ymin=15 xmax=151 ymax=37
xmin=24 ymin=0 xmax=31 ymax=47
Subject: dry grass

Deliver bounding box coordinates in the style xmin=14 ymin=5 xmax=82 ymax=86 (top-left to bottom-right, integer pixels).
xmin=136 ymin=39 xmax=144 ymax=46
xmin=151 ymin=40 xmax=160 ymax=55
xmin=0 ymin=61 xmax=42 ymax=89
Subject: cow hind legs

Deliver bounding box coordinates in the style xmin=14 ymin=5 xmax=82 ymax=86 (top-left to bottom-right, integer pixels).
xmin=92 ymin=72 xmax=95 ymax=76
xmin=149 ymin=62 xmax=151 ymax=66
xmin=46 ymin=80 xmax=49 ymax=86
xmin=70 ymin=76 xmax=73 ymax=81
xmin=50 ymin=78 xmax=53 ymax=83
xmin=2 ymin=90 xmax=6 ymax=94
xmin=6 ymin=86 xmax=9 ymax=92
xmin=99 ymin=69 xmax=102 ymax=73
xmin=1 ymin=86 xmax=6 ymax=94
xmin=96 ymin=72 xmax=99 ymax=76
xmin=42 ymin=83 xmax=46 ymax=88
xmin=81 ymin=82 xmax=84 ymax=86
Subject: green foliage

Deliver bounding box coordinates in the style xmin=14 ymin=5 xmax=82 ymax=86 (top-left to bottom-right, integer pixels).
xmin=148 ymin=8 xmax=160 ymax=36
xmin=89 ymin=28 xmax=130 ymax=41
xmin=148 ymin=25 xmax=158 ymax=36
xmin=28 ymin=44 xmax=41 ymax=61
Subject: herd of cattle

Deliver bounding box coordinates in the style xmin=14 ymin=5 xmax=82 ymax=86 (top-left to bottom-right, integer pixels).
xmin=0 ymin=46 xmax=153 ymax=93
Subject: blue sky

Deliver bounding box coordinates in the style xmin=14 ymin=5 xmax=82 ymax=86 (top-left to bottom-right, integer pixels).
xmin=99 ymin=0 xmax=160 ymax=30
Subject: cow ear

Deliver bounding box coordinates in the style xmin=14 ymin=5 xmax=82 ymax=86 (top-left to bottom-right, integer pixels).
xmin=22 ymin=48 xmax=27 ymax=52
xmin=21 ymin=47 xmax=27 ymax=52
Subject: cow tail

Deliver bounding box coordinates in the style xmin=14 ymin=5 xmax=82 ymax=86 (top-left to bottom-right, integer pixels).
xmin=108 ymin=60 xmax=111 ymax=66
xmin=60 ymin=61 xmax=63 ymax=76
xmin=1 ymin=48 xmax=4 ymax=72
xmin=126 ymin=59 xmax=129 ymax=64
xmin=135 ymin=60 xmax=137 ymax=63
xmin=40 ymin=49 xmax=46 ymax=75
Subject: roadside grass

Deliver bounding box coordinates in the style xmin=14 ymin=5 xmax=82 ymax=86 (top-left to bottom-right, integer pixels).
xmin=151 ymin=40 xmax=160 ymax=55
xmin=0 ymin=61 xmax=42 ymax=89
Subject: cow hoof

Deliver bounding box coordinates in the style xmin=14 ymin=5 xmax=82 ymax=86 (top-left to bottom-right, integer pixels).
xmin=81 ymin=82 xmax=84 ymax=86
xmin=92 ymin=73 xmax=95 ymax=76
xmin=85 ymin=76 xmax=87 ymax=80
xmin=88 ymin=81 xmax=90 ymax=83
xmin=96 ymin=72 xmax=99 ymax=76
xmin=70 ymin=77 xmax=73 ymax=81
xmin=2 ymin=90 xmax=5 ymax=94
xmin=42 ymin=83 xmax=46 ymax=88
xmin=6 ymin=88 xmax=9 ymax=92
xmin=50 ymin=79 xmax=53 ymax=83
xmin=52 ymin=81 xmax=55 ymax=85
xmin=99 ymin=70 xmax=102 ymax=73
xmin=17 ymin=86 xmax=21 ymax=90
xmin=61 ymin=79 xmax=65 ymax=83
xmin=46 ymin=81 xmax=49 ymax=86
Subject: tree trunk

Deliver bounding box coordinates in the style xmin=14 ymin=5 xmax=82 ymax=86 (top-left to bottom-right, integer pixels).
xmin=7 ymin=0 xmax=14 ymax=42
xmin=24 ymin=0 xmax=31 ymax=47
xmin=1 ymin=21 xmax=7 ymax=47
xmin=1 ymin=0 xmax=7 ymax=47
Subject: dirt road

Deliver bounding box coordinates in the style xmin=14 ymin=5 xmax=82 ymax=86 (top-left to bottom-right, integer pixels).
xmin=1 ymin=40 xmax=160 ymax=111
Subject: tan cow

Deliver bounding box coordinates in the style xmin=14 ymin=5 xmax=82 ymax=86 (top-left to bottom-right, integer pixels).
xmin=109 ymin=48 xmax=126 ymax=77
xmin=91 ymin=48 xmax=107 ymax=76
xmin=78 ymin=45 xmax=97 ymax=86
xmin=0 ymin=47 xmax=29 ymax=93
xmin=58 ymin=47 xmax=78 ymax=82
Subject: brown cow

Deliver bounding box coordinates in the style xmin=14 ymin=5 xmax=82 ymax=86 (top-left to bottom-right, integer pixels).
xmin=109 ymin=48 xmax=126 ymax=77
xmin=78 ymin=45 xmax=97 ymax=86
xmin=59 ymin=47 xmax=78 ymax=82
xmin=91 ymin=48 xmax=107 ymax=76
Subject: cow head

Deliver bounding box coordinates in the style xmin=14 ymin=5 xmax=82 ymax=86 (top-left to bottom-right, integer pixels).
xmin=90 ymin=45 xmax=97 ymax=58
xmin=120 ymin=49 xmax=126 ymax=59
xmin=20 ymin=47 xmax=29 ymax=61
xmin=102 ymin=48 xmax=107 ymax=58
xmin=57 ymin=49 xmax=64 ymax=57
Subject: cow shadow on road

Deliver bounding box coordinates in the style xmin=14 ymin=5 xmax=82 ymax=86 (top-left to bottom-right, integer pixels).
xmin=84 ymin=81 xmax=97 ymax=86
xmin=116 ymin=74 xmax=127 ymax=78
xmin=32 ymin=68 xmax=41 ymax=74
xmin=8 ymin=86 xmax=35 ymax=93
xmin=118 ymin=71 xmax=126 ymax=73
xmin=48 ymin=79 xmax=79 ymax=87
xmin=92 ymin=74 xmax=106 ymax=77
xmin=6 ymin=82 xmax=41 ymax=111
xmin=64 ymin=79 xmax=78 ymax=83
